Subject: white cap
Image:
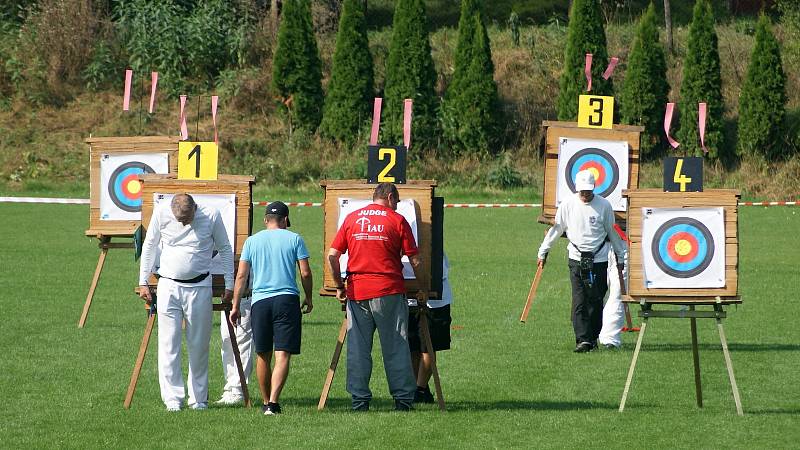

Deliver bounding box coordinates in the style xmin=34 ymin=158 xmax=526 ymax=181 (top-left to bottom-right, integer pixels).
xmin=575 ymin=170 xmax=596 ymax=191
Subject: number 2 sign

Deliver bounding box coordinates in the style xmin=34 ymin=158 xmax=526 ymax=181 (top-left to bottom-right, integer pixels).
xmin=367 ymin=145 xmax=407 ymax=184
xmin=178 ymin=142 xmax=218 ymax=180
xmin=578 ymin=95 xmax=614 ymax=130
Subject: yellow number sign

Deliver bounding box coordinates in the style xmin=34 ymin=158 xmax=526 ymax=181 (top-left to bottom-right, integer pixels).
xmin=178 ymin=142 xmax=218 ymax=180
xmin=578 ymin=95 xmax=614 ymax=129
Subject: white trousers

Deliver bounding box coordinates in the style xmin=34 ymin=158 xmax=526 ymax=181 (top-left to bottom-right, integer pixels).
xmin=599 ymin=253 xmax=627 ymax=347
xmin=157 ymin=278 xmax=213 ymax=408
xmin=219 ymin=297 xmax=253 ymax=396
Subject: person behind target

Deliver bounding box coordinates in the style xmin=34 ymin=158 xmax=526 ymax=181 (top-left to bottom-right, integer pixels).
xmin=229 ymin=201 xmax=313 ymax=415
xmin=537 ymin=170 xmax=626 ymax=353
xmin=327 ymin=182 xmax=421 ymax=412
xmin=138 ymin=193 xmax=234 ymax=411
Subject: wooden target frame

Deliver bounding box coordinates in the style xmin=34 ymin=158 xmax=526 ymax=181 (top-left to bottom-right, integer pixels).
xmin=623 ymin=189 xmax=740 ymax=302
xmin=618 ymin=188 xmax=744 ymax=416
xmin=318 ymin=179 xmax=440 ymax=297
xmin=539 ymin=121 xmax=642 ymax=226
xmin=79 ymin=136 xmax=179 ymax=328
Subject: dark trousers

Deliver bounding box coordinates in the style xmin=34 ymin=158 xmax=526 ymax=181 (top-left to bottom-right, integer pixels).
xmin=568 ymin=259 xmax=609 ymax=345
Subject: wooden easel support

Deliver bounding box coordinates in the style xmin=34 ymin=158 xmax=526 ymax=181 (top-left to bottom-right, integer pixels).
xmin=519 ymin=264 xmax=544 ymax=323
xmin=79 ymin=236 xmax=134 ymax=328
xmin=318 ymin=303 xmax=347 ymax=411
xmin=418 ymin=303 xmax=446 ymax=411
xmin=618 ymin=301 xmax=743 ymax=416
xmin=124 ymin=290 xmax=250 ymax=409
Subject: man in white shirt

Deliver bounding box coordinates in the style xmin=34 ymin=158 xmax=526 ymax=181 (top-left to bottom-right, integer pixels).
xmin=537 ymin=171 xmax=626 ymax=353
xmin=138 ymin=194 xmax=234 ymax=411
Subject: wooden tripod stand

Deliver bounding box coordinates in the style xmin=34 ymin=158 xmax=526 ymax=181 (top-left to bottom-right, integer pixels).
xmin=79 ymin=236 xmax=135 ymax=328
xmin=124 ymin=287 xmax=251 ymax=409
xmin=318 ymin=296 xmax=446 ymax=411
xmin=618 ymin=297 xmax=743 ymax=416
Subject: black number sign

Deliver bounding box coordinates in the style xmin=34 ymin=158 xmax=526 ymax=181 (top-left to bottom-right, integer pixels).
xmin=663 ymin=157 xmax=703 ymax=192
xmin=367 ymin=145 xmax=407 ymax=184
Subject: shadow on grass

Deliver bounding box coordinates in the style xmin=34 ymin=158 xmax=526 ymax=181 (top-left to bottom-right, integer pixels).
xmin=290 ymin=397 xmax=617 ymax=412
xmin=635 ymin=343 xmax=800 ymax=352
xmin=745 ymin=407 xmax=800 ymax=416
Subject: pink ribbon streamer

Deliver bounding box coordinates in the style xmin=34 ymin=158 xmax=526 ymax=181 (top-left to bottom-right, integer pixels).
xmin=369 ymin=97 xmax=382 ymax=146
xmin=122 ymin=69 xmax=133 ymax=111
xmin=179 ymin=95 xmax=188 ymax=141
xmin=699 ymin=102 xmax=708 ymax=153
xmin=211 ymin=96 xmax=219 ymax=144
xmin=664 ymin=102 xmax=680 ymax=149
xmin=403 ymin=99 xmax=412 ymax=149
xmin=148 ymin=72 xmax=158 ymax=114
xmin=602 ymin=56 xmax=619 ymax=80
xmin=584 ymin=53 xmax=593 ymax=92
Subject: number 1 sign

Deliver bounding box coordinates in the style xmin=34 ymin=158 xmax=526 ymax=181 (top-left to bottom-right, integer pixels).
xmin=178 ymin=141 xmax=218 ymax=180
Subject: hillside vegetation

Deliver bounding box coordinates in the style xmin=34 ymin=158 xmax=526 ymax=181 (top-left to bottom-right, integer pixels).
xmin=1 ymin=1 xmax=799 ymax=199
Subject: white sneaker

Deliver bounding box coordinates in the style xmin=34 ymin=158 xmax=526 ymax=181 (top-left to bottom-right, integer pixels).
xmin=165 ymin=402 xmax=182 ymax=412
xmin=215 ymin=392 xmax=244 ymax=405
xmin=190 ymin=402 xmax=208 ymax=410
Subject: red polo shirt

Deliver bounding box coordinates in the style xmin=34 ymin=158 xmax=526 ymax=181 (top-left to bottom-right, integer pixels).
xmin=331 ymin=203 xmax=418 ymax=301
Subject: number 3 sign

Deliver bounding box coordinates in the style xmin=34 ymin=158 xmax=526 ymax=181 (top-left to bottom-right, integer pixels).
xmin=578 ymin=95 xmax=614 ymax=130
xmin=178 ymin=142 xmax=218 ymax=180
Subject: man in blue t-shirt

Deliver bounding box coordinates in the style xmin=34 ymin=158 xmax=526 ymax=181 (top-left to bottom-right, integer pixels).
xmin=230 ymin=201 xmax=313 ymax=415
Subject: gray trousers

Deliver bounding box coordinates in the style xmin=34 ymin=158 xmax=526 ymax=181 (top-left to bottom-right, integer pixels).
xmin=346 ymin=294 xmax=416 ymax=403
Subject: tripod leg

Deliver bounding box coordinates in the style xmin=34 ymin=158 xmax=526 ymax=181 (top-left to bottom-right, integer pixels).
xmin=224 ymin=310 xmax=251 ymax=408
xmin=79 ymin=245 xmax=109 ymax=328
xmin=520 ymin=264 xmax=544 ymax=323
xmin=318 ymin=315 xmax=348 ymax=411
xmin=619 ymin=317 xmax=648 ymax=412
xmin=690 ymin=307 xmax=703 ymax=408
xmin=717 ymin=316 xmax=744 ymax=416
xmin=419 ymin=308 xmax=445 ymax=411
xmin=124 ymin=312 xmax=156 ymax=409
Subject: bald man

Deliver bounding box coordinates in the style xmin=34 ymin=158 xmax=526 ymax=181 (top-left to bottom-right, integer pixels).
xmin=139 ymin=194 xmax=234 ymax=411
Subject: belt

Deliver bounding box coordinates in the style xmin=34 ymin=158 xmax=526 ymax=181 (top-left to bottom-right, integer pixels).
xmin=158 ymin=272 xmax=210 ymax=284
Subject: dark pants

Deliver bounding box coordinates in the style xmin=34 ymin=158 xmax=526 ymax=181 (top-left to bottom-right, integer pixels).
xmin=568 ymin=259 xmax=609 ymax=345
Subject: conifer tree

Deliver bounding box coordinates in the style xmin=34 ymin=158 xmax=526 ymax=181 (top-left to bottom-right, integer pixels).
xmin=619 ymin=3 xmax=670 ymax=160
xmin=557 ymin=0 xmax=613 ymax=121
xmin=272 ymin=0 xmax=324 ymax=132
xmin=737 ymin=15 xmax=787 ymax=160
xmin=677 ymin=0 xmax=725 ymax=159
xmin=441 ymin=0 xmax=501 ymax=154
xmin=383 ymin=0 xmax=438 ymax=148
xmin=320 ymin=0 xmax=374 ymax=142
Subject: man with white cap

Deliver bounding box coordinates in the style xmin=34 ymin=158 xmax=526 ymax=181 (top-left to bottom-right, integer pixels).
xmin=537 ymin=170 xmax=626 ymax=353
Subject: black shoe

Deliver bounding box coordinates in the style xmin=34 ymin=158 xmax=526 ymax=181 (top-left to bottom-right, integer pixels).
xmin=414 ymin=386 xmax=435 ymax=404
xmin=264 ymin=402 xmax=281 ymax=415
xmin=352 ymin=400 xmax=370 ymax=412
xmin=394 ymin=399 xmax=414 ymax=411
xmin=574 ymin=342 xmax=593 ymax=353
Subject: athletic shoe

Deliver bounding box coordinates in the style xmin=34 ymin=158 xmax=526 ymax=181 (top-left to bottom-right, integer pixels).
xmin=261 ymin=403 xmax=269 ymax=414
xmin=415 ymin=386 xmax=435 ymax=404
xmin=574 ymin=342 xmax=593 ymax=353
xmin=394 ymin=399 xmax=414 ymax=411
xmin=215 ymin=392 xmax=244 ymax=405
xmin=165 ymin=402 xmax=182 ymax=412
xmin=603 ymin=343 xmax=621 ymax=350
xmin=190 ymin=402 xmax=208 ymax=410
xmin=352 ymin=401 xmax=370 ymax=412
xmin=264 ymin=402 xmax=282 ymax=415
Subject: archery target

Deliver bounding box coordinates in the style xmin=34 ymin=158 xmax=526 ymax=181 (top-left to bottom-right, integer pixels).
xmin=336 ymin=198 xmax=418 ymax=280
xmin=153 ymin=193 xmax=236 ymax=276
xmin=641 ymin=207 xmax=725 ymax=288
xmin=100 ymin=153 xmax=169 ymax=220
xmin=556 ymin=137 xmax=629 ymax=211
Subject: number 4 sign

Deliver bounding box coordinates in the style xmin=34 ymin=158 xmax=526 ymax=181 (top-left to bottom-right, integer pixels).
xmin=663 ymin=157 xmax=703 ymax=192
xmin=178 ymin=142 xmax=218 ymax=180
xmin=578 ymin=94 xmax=615 ymax=130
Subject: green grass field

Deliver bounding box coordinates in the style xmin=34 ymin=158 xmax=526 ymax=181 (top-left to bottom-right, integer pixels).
xmin=1 ymin=202 xmax=798 ymax=448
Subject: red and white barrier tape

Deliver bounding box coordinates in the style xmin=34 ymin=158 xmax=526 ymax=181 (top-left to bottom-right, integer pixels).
xmin=1 ymin=197 xmax=798 ymax=208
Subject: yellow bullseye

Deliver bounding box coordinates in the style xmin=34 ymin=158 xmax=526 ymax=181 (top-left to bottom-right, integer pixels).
xmin=127 ymin=180 xmax=142 ymax=195
xmin=674 ymin=239 xmax=692 ymax=256
xmin=588 ymin=167 xmax=600 ymax=182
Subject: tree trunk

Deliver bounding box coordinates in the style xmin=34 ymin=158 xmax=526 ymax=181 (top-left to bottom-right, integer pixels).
xmin=271 ymin=0 xmax=280 ymax=38
xmin=664 ymin=0 xmax=673 ymax=54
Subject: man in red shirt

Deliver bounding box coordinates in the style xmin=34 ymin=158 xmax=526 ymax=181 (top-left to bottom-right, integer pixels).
xmin=328 ymin=183 xmax=421 ymax=411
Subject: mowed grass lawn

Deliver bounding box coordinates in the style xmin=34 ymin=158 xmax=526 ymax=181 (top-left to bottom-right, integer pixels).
xmin=0 ymin=202 xmax=798 ymax=448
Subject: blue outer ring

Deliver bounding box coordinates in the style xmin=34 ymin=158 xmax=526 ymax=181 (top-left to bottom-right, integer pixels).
xmin=107 ymin=162 xmax=155 ymax=213
xmin=565 ymin=148 xmax=619 ymax=197
xmin=651 ymin=217 xmax=715 ymax=278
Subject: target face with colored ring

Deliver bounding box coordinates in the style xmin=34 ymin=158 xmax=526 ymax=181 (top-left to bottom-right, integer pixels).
xmin=565 ymin=148 xmax=619 ymax=197
xmin=107 ymin=162 xmax=155 ymax=212
xmin=651 ymin=217 xmax=715 ymax=278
